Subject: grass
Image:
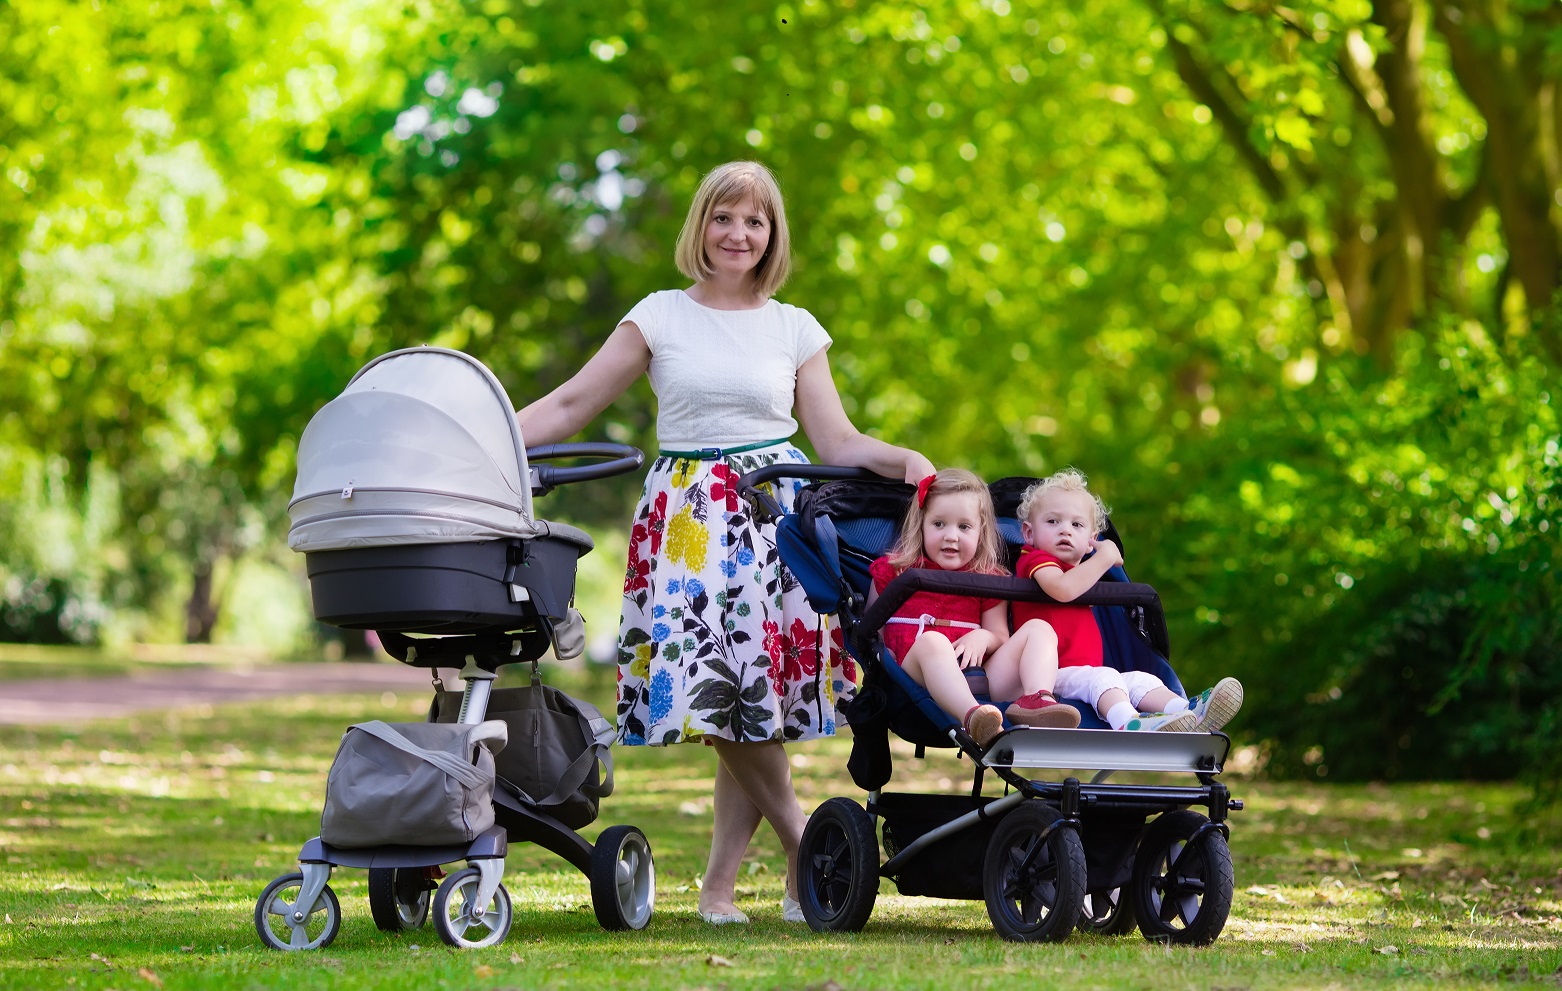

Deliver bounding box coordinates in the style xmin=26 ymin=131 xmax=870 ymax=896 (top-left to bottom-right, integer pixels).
xmin=1 ymin=665 xmax=1559 ymax=990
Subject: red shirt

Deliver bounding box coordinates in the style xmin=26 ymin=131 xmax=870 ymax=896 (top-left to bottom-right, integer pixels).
xmin=1012 ymin=547 xmax=1103 ymax=667
xmin=869 ymin=555 xmax=999 ymax=661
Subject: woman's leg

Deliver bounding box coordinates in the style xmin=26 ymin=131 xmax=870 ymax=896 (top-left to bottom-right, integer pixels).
xmin=699 ymin=755 xmax=764 ymax=916
xmin=707 ymin=739 xmax=807 ymax=901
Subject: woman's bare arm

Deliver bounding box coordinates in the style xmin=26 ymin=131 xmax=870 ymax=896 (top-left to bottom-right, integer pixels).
xmin=515 ymin=321 xmax=651 ymax=446
xmin=794 ymin=348 xmax=934 ymax=483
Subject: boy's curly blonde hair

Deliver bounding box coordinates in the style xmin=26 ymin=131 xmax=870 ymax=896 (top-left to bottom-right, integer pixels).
xmin=1017 ymin=468 xmax=1110 ymax=535
xmin=885 ymin=467 xmax=1005 ymax=575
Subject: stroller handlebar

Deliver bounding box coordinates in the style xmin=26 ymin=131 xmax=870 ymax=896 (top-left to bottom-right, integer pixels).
xmin=526 ymin=443 xmax=645 ymax=496
xmin=737 ymin=464 xmax=893 ymax=521
xmin=857 ymin=568 xmax=1169 ymax=660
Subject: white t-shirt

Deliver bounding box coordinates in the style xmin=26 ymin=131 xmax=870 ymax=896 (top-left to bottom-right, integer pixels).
xmin=623 ymin=289 xmax=832 ymax=450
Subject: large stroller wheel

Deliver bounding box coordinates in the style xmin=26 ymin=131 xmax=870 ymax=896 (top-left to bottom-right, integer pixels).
xmin=590 ymin=825 xmax=655 ymax=931
xmin=797 ymin=797 xmax=879 ymax=932
xmin=368 ymin=867 xmax=432 ymax=931
xmin=982 ymin=803 xmax=1086 ymax=943
xmin=1131 ymin=810 xmax=1234 ymax=945
xmin=254 ymin=872 xmax=341 ymax=951
xmin=432 ymin=867 xmax=512 ymax=948
xmin=1079 ymin=886 xmax=1138 ymax=936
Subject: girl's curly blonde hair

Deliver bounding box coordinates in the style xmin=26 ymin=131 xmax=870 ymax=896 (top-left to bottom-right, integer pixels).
xmin=1017 ymin=467 xmax=1110 ymax=534
xmin=885 ymin=468 xmax=1005 ymax=575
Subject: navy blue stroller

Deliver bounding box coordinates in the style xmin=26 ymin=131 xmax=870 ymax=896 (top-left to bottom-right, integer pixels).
xmin=739 ymin=466 xmax=1242 ymax=945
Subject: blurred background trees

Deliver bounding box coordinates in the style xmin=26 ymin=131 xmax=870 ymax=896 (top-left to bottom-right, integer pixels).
xmin=2 ymin=0 xmax=1556 ymax=788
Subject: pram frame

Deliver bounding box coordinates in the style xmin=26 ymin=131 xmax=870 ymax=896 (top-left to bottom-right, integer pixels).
xmin=739 ymin=464 xmax=1243 ymax=944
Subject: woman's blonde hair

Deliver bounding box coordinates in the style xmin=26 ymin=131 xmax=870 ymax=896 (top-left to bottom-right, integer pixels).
xmin=885 ymin=468 xmax=1005 ymax=575
xmin=674 ymin=161 xmax=792 ymax=298
xmin=1017 ymin=468 xmax=1110 ymax=534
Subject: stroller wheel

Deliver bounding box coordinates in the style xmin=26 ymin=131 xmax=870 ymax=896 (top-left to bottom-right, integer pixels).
xmin=796 ymin=797 xmax=879 ymax=932
xmin=1078 ymin=886 xmax=1138 ymax=936
xmin=590 ymin=825 xmax=655 ymax=931
xmin=1131 ymin=810 xmax=1234 ymax=946
xmin=982 ymin=803 xmax=1086 ymax=943
xmin=254 ymin=872 xmax=341 ymax=951
xmin=368 ymin=867 xmax=432 ymax=932
xmin=432 ymin=867 xmax=512 ymax=949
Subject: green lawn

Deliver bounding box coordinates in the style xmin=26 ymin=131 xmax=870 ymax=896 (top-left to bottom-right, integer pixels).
xmin=1 ymin=669 xmax=1558 ymax=990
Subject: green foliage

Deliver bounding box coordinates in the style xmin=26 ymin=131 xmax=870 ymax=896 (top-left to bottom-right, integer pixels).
xmin=2 ymin=0 xmax=1560 ymax=792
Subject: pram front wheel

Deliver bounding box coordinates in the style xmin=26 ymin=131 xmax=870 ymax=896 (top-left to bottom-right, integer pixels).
xmin=1079 ymin=886 xmax=1137 ymax=936
xmin=432 ymin=866 xmax=512 ymax=948
xmin=368 ymin=867 xmax=432 ymax=932
xmin=1131 ymin=809 xmax=1234 ymax=946
xmin=982 ymin=803 xmax=1086 ymax=943
xmin=590 ymin=824 xmax=655 ymax=931
xmin=797 ymin=797 xmax=879 ymax=932
xmin=254 ymin=872 xmax=341 ymax=951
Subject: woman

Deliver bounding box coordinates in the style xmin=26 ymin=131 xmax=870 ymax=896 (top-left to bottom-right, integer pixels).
xmin=517 ymin=161 xmax=932 ymax=924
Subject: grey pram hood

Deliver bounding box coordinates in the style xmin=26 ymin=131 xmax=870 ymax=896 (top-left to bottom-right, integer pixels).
xmin=288 ymin=347 xmax=547 ymax=552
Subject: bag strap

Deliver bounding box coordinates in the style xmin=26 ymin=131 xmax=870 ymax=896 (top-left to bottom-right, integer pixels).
xmin=503 ymin=690 xmax=617 ymax=809
xmin=349 ymin=720 xmax=503 ymax=791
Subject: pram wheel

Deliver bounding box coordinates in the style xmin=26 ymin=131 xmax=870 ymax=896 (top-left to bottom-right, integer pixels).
xmin=1078 ymin=886 xmax=1137 ymax=936
xmin=254 ymin=872 xmax=341 ymax=951
xmin=432 ymin=866 xmax=512 ymax=948
xmin=590 ymin=825 xmax=655 ymax=931
xmin=982 ymin=803 xmax=1086 ymax=943
xmin=796 ymin=797 xmax=879 ymax=932
xmin=368 ymin=867 xmax=432 ymax=931
xmin=1130 ymin=810 xmax=1233 ymax=946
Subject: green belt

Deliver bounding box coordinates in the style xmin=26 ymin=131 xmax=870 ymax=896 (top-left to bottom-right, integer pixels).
xmin=658 ymin=437 xmax=791 ymax=460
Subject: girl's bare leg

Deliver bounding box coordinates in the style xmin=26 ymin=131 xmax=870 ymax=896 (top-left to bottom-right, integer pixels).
xmin=899 ymin=633 xmax=981 ymax=719
xmin=983 ymin=619 xmax=1059 ymax=702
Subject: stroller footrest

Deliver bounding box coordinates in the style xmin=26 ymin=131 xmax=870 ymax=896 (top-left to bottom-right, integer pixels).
xmin=980 ymin=727 xmax=1230 ymax=775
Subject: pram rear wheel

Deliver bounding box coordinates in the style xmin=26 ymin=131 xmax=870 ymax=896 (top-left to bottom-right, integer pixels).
xmin=982 ymin=803 xmax=1086 ymax=943
xmin=432 ymin=867 xmax=512 ymax=948
xmin=590 ymin=824 xmax=655 ymax=931
xmin=1079 ymin=886 xmax=1137 ymax=936
xmin=1131 ymin=809 xmax=1233 ymax=946
xmin=797 ymin=797 xmax=879 ymax=932
xmin=254 ymin=872 xmax=341 ymax=951
xmin=368 ymin=867 xmax=432 ymax=931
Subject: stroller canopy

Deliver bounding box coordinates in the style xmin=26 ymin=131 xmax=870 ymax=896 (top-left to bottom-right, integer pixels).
xmin=289 ymin=347 xmax=541 ymax=552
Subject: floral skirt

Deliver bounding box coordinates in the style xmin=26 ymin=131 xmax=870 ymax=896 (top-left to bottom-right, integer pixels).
xmin=615 ymin=443 xmax=856 ymax=746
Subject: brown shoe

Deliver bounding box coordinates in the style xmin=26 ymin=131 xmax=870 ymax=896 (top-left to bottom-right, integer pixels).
xmin=962 ymin=703 xmax=1004 ymax=747
xmin=1005 ymin=690 xmax=1081 ymax=729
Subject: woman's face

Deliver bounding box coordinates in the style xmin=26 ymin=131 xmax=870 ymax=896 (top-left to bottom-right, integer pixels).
xmin=920 ymin=491 xmax=983 ymax=571
xmin=703 ymin=195 xmax=771 ymax=280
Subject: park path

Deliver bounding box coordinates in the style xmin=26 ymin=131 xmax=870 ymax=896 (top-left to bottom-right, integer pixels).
xmin=0 ymin=661 xmax=435 ymax=725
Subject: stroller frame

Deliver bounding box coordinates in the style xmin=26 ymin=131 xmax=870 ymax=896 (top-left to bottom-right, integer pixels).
xmin=740 ymin=465 xmax=1243 ymax=945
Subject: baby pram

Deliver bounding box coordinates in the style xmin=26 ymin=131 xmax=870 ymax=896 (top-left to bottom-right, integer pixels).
xmin=254 ymin=347 xmax=654 ymax=950
xmin=739 ymin=466 xmax=1242 ymax=945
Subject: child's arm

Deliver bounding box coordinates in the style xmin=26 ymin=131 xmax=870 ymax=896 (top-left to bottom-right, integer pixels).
xmin=1031 ymin=539 xmax=1123 ymax=603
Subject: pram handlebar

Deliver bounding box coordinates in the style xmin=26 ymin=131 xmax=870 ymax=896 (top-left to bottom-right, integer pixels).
xmin=857 ymin=568 xmax=1170 ymax=661
xmin=526 ymin=443 xmax=644 ymax=496
xmin=737 ymin=464 xmax=890 ymax=521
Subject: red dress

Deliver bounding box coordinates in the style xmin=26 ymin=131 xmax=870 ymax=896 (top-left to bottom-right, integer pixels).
xmin=1012 ymin=546 xmax=1103 ymax=667
xmin=869 ymin=555 xmax=1000 ymax=660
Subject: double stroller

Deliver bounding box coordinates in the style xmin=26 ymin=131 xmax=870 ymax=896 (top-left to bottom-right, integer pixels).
xmin=739 ymin=466 xmax=1243 ymax=945
xmin=254 ymin=347 xmax=654 ymax=950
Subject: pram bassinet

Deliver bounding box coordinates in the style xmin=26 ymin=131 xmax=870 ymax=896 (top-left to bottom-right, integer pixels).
xmin=256 ymin=347 xmax=652 ymax=952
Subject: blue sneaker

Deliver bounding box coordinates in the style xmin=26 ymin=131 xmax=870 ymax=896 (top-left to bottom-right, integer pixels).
xmin=1186 ymin=677 xmax=1243 ymax=732
xmin=1121 ymin=710 xmax=1198 ymax=732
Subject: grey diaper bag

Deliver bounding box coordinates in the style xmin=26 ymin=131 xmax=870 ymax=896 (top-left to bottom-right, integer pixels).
xmin=318 ymin=719 xmax=507 ymax=848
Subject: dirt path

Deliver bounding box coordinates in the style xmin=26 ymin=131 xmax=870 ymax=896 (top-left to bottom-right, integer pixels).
xmin=0 ymin=662 xmax=436 ymax=725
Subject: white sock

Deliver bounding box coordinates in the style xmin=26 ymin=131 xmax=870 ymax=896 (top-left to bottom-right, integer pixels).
xmin=1161 ymin=697 xmax=1189 ymax=713
xmin=1105 ymin=701 xmax=1136 ymax=730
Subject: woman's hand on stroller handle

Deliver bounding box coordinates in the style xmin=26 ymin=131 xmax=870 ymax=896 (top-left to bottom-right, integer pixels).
xmin=526 ymin=443 xmax=644 ymax=496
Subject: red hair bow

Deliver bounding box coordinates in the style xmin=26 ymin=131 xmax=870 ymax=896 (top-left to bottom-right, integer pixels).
xmin=915 ymin=473 xmax=937 ymax=508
